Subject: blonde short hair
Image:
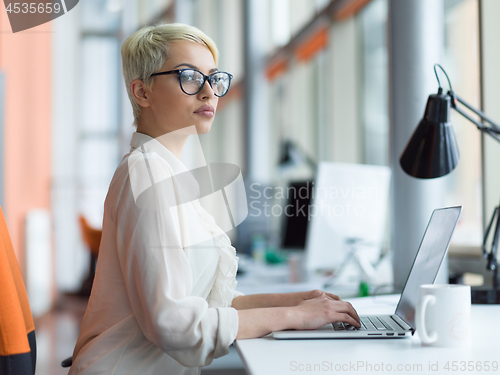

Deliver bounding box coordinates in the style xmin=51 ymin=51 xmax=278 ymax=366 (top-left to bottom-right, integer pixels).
xmin=121 ymin=23 xmax=219 ymax=126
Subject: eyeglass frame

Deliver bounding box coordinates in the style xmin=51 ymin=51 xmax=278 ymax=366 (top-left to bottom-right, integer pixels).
xmin=149 ymin=68 xmax=233 ymax=97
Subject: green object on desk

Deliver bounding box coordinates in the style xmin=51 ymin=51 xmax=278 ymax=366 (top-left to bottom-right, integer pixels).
xmin=358 ymin=281 xmax=370 ymax=297
xmin=265 ymin=248 xmax=287 ymax=264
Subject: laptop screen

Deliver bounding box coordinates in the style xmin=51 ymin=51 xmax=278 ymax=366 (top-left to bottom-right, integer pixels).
xmin=395 ymin=206 xmax=462 ymax=329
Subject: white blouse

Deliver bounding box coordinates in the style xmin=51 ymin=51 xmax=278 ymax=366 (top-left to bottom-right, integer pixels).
xmin=69 ymin=132 xmax=242 ymax=375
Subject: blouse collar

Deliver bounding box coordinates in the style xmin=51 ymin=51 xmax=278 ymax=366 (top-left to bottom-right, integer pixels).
xmin=129 ymin=132 xmax=189 ymax=177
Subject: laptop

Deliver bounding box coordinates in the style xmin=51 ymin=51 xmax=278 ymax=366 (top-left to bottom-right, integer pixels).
xmin=272 ymin=206 xmax=462 ymax=339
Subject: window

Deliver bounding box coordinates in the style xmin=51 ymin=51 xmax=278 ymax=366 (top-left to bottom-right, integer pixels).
xmin=443 ymin=0 xmax=482 ymax=247
xmin=359 ymin=0 xmax=388 ymax=166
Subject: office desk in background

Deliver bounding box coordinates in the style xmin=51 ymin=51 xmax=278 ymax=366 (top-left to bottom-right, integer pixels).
xmin=235 ymin=255 xmax=364 ymax=298
xmin=234 ymin=295 xmax=500 ymax=375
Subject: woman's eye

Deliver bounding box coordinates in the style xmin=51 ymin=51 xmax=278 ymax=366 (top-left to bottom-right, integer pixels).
xmin=182 ymin=74 xmax=194 ymax=82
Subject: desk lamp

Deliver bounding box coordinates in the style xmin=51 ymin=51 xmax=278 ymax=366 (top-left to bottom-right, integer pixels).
xmin=279 ymin=140 xmax=317 ymax=171
xmin=400 ymin=64 xmax=500 ymax=304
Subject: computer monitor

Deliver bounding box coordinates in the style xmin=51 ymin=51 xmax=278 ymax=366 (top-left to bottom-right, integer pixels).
xmin=305 ymin=162 xmax=391 ymax=271
xmin=280 ymin=180 xmax=313 ymax=250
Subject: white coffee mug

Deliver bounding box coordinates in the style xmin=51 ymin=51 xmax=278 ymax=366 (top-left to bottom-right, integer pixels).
xmin=416 ymin=284 xmax=471 ymax=347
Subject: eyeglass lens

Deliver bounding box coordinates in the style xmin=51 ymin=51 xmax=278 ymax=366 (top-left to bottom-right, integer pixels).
xmin=180 ymin=70 xmax=231 ymax=97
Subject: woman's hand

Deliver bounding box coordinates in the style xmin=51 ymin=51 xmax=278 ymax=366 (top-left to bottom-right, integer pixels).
xmin=292 ymin=289 xmax=341 ymax=305
xmin=235 ymin=292 xmax=360 ymax=340
xmin=291 ymin=293 xmax=360 ymax=330
xmin=231 ymin=289 xmax=342 ymax=310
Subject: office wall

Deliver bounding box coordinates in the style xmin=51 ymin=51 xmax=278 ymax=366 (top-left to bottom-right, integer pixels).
xmin=0 ymin=4 xmax=52 ymax=275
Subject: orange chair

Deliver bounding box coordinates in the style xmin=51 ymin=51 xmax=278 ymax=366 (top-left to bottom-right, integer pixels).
xmin=0 ymin=205 xmax=36 ymax=375
xmin=78 ymin=215 xmax=102 ymax=258
xmin=71 ymin=215 xmax=102 ymax=297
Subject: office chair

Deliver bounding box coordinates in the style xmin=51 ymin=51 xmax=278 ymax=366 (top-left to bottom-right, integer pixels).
xmin=61 ymin=215 xmax=102 ymax=368
xmin=68 ymin=215 xmax=102 ymax=298
xmin=79 ymin=215 xmax=101 ymax=258
xmin=0 ymin=205 xmax=37 ymax=375
xmin=76 ymin=214 xmax=102 ymax=296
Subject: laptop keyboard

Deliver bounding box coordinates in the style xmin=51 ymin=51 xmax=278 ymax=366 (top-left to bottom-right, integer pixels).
xmin=333 ymin=317 xmax=394 ymax=331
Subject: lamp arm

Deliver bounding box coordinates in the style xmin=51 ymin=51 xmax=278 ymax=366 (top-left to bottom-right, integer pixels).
xmin=482 ymin=206 xmax=500 ymax=271
xmin=292 ymin=141 xmax=317 ymax=171
xmin=490 ymin=208 xmax=500 ymax=272
xmin=452 ymin=106 xmax=500 ymax=143
xmin=449 ymin=92 xmax=500 ymax=140
xmin=454 ymin=94 xmax=500 ymax=132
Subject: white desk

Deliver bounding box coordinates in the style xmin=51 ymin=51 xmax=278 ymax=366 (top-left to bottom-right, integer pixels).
xmin=234 ymin=295 xmax=500 ymax=375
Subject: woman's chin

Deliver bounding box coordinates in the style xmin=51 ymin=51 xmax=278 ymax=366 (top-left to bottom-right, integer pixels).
xmin=194 ymin=122 xmax=212 ymax=134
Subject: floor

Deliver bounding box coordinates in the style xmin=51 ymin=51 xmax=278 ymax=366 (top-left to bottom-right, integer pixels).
xmin=34 ymin=295 xmax=87 ymax=375
xmin=33 ymin=295 xmax=246 ymax=375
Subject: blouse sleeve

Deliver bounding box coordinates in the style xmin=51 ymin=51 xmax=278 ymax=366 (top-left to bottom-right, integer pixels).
xmin=113 ymin=153 xmax=239 ymax=367
xmin=232 ymin=290 xmax=245 ymax=302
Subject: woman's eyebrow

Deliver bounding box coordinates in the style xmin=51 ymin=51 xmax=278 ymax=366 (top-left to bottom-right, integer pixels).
xmin=173 ymin=63 xmax=218 ymax=73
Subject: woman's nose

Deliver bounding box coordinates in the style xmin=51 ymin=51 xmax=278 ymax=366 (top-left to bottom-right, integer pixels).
xmin=198 ymin=79 xmax=215 ymax=98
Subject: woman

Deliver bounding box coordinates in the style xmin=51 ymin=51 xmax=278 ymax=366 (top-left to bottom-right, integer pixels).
xmin=69 ymin=23 xmax=360 ymax=375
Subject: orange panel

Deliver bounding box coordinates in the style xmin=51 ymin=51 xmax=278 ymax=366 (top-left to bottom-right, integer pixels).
xmin=294 ymin=27 xmax=329 ymax=63
xmin=334 ymin=0 xmax=373 ymax=21
xmin=266 ymin=58 xmax=289 ymax=81
xmin=0 ymin=1 xmax=52 ymax=276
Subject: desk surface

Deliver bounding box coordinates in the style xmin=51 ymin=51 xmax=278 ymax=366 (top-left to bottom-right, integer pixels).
xmin=234 ymin=295 xmax=500 ymax=375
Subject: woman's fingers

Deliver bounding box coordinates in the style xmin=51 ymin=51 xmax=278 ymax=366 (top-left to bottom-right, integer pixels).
xmin=324 ymin=292 xmax=341 ymax=300
xmin=334 ymin=313 xmax=360 ymax=328
xmin=329 ymin=301 xmax=360 ymax=326
xmin=297 ymin=293 xmax=361 ymax=328
xmin=344 ymin=301 xmax=360 ymax=324
xmin=309 ymin=289 xmax=340 ymax=301
xmin=293 ymin=297 xmax=361 ymax=330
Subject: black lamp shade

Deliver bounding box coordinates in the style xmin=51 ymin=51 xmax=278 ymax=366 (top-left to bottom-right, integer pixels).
xmin=400 ymin=93 xmax=460 ymax=179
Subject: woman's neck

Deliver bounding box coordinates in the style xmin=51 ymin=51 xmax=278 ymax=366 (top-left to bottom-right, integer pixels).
xmin=137 ymin=121 xmax=193 ymax=160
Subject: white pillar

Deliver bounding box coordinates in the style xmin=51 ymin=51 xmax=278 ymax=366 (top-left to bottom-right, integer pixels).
xmin=244 ymin=0 xmax=270 ymax=183
xmin=389 ymin=0 xmax=449 ymax=290
xmin=52 ymin=6 xmax=87 ymax=291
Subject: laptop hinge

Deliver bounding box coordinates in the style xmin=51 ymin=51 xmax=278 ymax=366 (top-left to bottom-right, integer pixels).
xmin=392 ymin=314 xmax=414 ymax=334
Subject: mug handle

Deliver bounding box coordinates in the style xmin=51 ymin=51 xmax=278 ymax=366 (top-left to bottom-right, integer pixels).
xmin=416 ymin=294 xmax=438 ymax=344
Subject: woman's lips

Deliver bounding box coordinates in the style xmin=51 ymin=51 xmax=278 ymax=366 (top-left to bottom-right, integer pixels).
xmin=194 ymin=105 xmax=215 ymax=117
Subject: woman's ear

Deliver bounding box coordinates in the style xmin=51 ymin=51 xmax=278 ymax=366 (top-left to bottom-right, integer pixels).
xmin=130 ymin=79 xmax=151 ymax=108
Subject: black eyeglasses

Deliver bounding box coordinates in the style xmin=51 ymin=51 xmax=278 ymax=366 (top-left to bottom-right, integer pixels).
xmin=150 ymin=68 xmax=233 ymax=97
